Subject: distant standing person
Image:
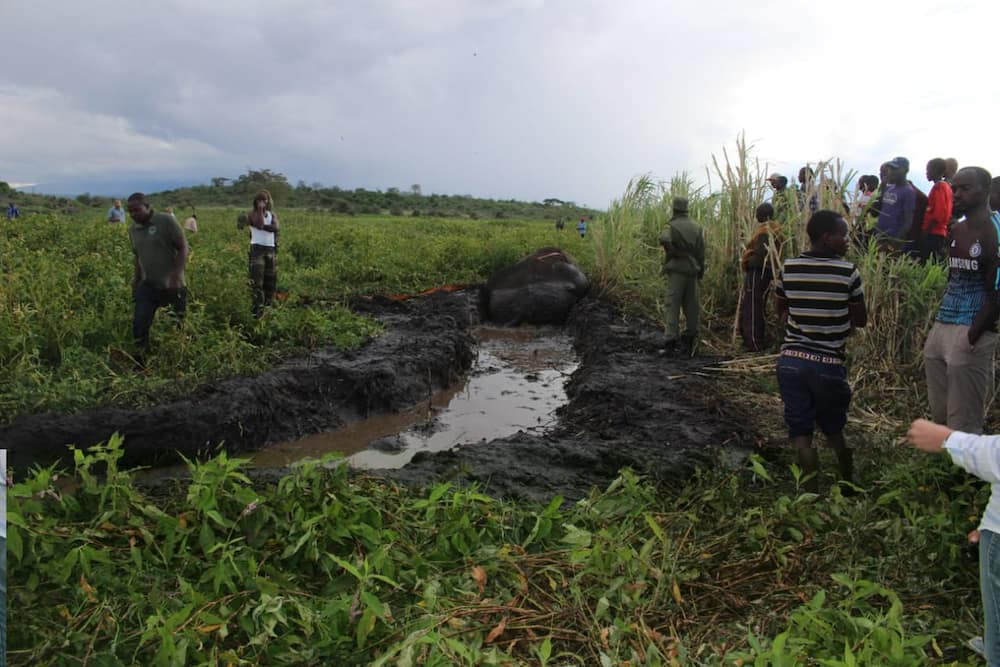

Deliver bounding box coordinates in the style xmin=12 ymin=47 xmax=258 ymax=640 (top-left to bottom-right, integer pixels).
xmin=923 ymin=167 xmax=1000 ymax=435
xmin=659 ymin=197 xmax=705 ymax=357
xmin=944 ymin=157 xmax=959 ymax=183
xmin=798 ymin=166 xmax=819 ymax=215
xmin=990 ymin=177 xmax=1000 ymax=213
xmin=775 ymin=209 xmax=867 ymax=492
xmin=126 ymin=192 xmax=188 ymax=355
xmin=107 ymin=199 xmax=125 ymax=223
xmin=739 ymin=202 xmax=783 ymax=352
xmin=555 ymin=218 xmax=565 ymax=231
xmin=919 ymin=158 xmax=953 ymax=261
xmin=183 ymin=213 xmax=199 ymax=233
xmin=6 ymin=202 xmax=18 ymax=220
xmin=247 ymin=190 xmax=280 ymax=316
xmin=851 ymin=175 xmax=880 ymax=248
xmin=852 ymin=175 xmax=879 ymax=222
xmin=874 ymin=156 xmax=916 ymax=252
xmin=767 ymin=173 xmax=793 ymax=221
xmin=576 ymin=216 xmax=587 ymax=238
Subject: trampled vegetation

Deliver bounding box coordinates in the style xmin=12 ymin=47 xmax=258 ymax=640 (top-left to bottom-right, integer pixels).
xmin=7 ymin=139 xmax=990 ymax=664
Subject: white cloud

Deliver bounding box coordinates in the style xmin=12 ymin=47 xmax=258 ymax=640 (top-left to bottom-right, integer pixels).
xmin=0 ymin=86 xmax=224 ymax=185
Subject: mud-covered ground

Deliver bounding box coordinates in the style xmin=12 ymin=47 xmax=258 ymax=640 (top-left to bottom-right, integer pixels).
xmin=4 ymin=290 xmax=753 ymax=502
xmin=379 ymin=296 xmax=754 ymax=502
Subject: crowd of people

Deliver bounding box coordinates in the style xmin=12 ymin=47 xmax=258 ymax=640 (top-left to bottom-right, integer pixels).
xmin=659 ymin=157 xmax=1000 ymax=663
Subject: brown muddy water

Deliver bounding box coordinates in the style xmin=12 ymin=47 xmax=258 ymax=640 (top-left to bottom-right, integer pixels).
xmin=249 ymin=325 xmax=577 ymax=470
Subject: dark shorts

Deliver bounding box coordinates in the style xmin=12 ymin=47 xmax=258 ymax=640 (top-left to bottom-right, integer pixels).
xmin=776 ymin=351 xmax=851 ymax=439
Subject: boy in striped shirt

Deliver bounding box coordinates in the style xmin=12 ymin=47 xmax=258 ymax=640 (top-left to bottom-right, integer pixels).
xmin=775 ymin=209 xmax=868 ymax=492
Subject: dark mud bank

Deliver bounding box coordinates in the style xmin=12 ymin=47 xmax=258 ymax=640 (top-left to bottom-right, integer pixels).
xmin=376 ymin=297 xmax=752 ymax=502
xmin=4 ymin=290 xmax=753 ymax=503
xmin=3 ymin=292 xmax=476 ymax=473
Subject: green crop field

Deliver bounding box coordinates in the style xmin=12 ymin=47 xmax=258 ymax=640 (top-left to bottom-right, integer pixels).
xmin=0 ymin=210 xmax=592 ymax=423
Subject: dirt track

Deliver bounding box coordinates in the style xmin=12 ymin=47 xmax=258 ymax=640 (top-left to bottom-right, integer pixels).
xmin=3 ymin=291 xmax=752 ymax=501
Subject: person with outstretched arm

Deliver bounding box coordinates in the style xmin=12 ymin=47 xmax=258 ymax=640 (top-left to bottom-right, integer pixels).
xmin=907 ymin=418 xmax=1000 ymax=664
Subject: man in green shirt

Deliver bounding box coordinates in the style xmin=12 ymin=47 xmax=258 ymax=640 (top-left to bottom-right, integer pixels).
xmin=126 ymin=192 xmax=188 ymax=355
xmin=659 ymin=197 xmax=705 ymax=356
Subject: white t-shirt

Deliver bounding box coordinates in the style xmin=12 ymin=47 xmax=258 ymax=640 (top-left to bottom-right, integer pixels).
xmin=250 ymin=211 xmax=276 ymax=247
xmin=945 ymin=431 xmax=1000 ymax=535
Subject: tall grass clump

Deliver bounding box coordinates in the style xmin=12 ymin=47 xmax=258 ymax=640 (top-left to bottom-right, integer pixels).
xmin=589 ymin=174 xmax=703 ymax=321
xmin=850 ymin=244 xmax=946 ymax=416
xmin=703 ymin=133 xmax=770 ymax=327
xmin=590 ymin=174 xmax=665 ymax=314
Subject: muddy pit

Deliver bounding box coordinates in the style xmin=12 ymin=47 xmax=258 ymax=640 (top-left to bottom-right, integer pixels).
xmin=250 ymin=326 xmax=578 ymax=471
xmin=2 ymin=290 xmax=754 ymax=503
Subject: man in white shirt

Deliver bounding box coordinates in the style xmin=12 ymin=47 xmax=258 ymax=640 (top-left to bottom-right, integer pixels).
xmin=907 ymin=419 xmax=1000 ymax=664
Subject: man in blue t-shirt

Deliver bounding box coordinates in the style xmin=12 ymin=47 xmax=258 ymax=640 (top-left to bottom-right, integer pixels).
xmin=874 ymin=156 xmax=916 ymax=251
xmin=923 ymin=167 xmax=1000 ymax=435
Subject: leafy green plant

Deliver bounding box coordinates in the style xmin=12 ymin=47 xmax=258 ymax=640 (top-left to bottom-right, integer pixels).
xmin=729 ymin=576 xmax=933 ymax=665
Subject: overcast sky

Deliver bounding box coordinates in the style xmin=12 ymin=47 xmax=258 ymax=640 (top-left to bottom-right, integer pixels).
xmin=3 ymin=0 xmax=998 ymax=208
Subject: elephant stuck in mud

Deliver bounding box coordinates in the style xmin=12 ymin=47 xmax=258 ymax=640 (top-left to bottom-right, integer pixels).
xmin=480 ymin=247 xmax=590 ymax=325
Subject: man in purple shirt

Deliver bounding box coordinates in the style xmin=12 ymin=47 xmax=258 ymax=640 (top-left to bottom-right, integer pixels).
xmin=874 ymin=156 xmax=917 ymax=252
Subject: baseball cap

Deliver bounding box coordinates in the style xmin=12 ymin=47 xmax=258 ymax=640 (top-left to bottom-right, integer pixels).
xmin=887 ymin=156 xmax=909 ymax=170
xmin=767 ymin=172 xmax=783 ymax=181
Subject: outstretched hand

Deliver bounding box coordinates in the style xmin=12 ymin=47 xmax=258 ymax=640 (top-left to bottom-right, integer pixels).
xmin=905 ymin=419 xmax=953 ymax=453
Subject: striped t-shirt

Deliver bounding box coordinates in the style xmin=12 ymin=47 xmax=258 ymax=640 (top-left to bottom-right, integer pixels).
xmin=775 ymin=252 xmax=864 ymax=357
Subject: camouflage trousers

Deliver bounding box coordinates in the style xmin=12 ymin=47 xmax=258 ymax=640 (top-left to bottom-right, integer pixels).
xmin=664 ymin=272 xmax=700 ymax=341
xmin=249 ymin=244 xmax=277 ymax=315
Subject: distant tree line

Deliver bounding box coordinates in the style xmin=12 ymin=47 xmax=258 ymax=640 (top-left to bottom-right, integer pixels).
xmin=150 ymin=169 xmax=600 ymax=220
xmin=0 ymin=171 xmax=601 ymax=222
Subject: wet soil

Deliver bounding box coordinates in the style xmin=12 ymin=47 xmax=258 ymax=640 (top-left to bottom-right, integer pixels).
xmin=3 ymin=290 xmax=753 ymax=502
xmin=3 ymin=291 xmax=476 ymax=473
xmin=378 ymin=297 xmax=754 ymax=502
xmin=246 ymin=325 xmax=577 ymax=470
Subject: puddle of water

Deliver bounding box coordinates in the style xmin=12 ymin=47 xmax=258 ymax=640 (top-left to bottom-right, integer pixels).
xmin=249 ymin=325 xmax=578 ymax=470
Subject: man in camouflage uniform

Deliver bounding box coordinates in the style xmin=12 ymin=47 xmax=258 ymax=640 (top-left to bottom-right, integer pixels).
xmin=659 ymin=196 xmax=705 ymax=356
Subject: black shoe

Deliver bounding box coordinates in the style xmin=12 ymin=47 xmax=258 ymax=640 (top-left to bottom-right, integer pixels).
xmin=679 ymin=334 xmax=696 ymax=357
xmin=835 ymin=448 xmax=854 ymax=484
xmin=796 ymin=448 xmax=820 ymax=493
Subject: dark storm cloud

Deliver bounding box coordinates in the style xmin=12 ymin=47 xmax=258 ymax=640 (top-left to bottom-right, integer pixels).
xmin=2 ymin=1 xmax=999 ymax=204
